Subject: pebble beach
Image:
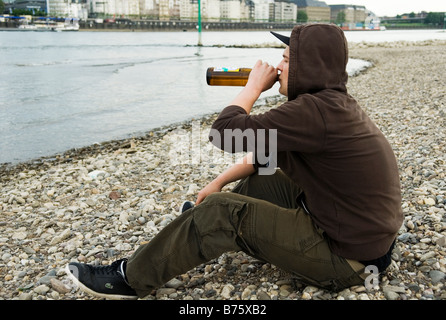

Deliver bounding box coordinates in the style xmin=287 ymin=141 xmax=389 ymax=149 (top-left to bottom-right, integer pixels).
xmin=1 ymin=39 xmax=445 ymax=301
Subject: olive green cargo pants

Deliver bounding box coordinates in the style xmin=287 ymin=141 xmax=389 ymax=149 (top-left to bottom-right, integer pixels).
xmin=126 ymin=170 xmax=364 ymax=298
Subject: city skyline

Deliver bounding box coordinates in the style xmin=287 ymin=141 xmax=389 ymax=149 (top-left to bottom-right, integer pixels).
xmin=2 ymin=0 xmax=445 ymax=19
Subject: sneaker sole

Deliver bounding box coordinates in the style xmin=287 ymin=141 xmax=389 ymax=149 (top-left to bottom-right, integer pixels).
xmin=65 ymin=264 xmax=138 ymax=300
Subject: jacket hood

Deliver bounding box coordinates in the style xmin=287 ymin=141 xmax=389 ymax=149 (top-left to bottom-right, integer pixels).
xmin=287 ymin=24 xmax=349 ymax=101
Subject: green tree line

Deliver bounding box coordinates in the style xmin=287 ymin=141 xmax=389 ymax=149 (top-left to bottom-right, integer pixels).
xmin=424 ymin=12 xmax=445 ymax=25
xmin=386 ymin=12 xmax=445 ymax=27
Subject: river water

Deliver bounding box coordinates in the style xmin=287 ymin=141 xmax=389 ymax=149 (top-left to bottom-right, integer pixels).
xmin=1 ymin=29 xmax=445 ymax=164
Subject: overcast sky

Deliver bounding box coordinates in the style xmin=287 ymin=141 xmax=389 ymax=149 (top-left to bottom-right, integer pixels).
xmin=323 ymin=0 xmax=445 ymax=17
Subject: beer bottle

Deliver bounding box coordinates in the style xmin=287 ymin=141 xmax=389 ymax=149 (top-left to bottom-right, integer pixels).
xmin=206 ymin=67 xmax=252 ymax=86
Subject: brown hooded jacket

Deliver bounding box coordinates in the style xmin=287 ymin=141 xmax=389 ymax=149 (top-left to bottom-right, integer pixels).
xmin=211 ymin=24 xmax=403 ymax=261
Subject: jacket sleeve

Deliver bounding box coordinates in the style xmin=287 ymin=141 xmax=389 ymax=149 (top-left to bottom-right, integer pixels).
xmin=210 ymin=96 xmax=327 ymax=157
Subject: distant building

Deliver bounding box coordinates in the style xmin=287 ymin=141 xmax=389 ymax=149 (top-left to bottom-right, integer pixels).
xmin=240 ymin=0 xmax=253 ymax=21
xmin=139 ymin=0 xmax=180 ymax=20
xmin=252 ymin=0 xmax=272 ymax=22
xmin=292 ymin=0 xmax=329 ymax=22
xmin=219 ymin=0 xmax=251 ymax=22
xmin=10 ymin=0 xmax=88 ymax=19
xmin=49 ymin=0 xmax=88 ymax=19
xmin=12 ymin=0 xmax=47 ymax=12
xmin=270 ymin=1 xmax=297 ymax=23
xmin=220 ymin=0 xmax=239 ymax=21
xmin=157 ymin=0 xmax=170 ymax=20
xmin=10 ymin=0 xmax=384 ymax=24
xmin=88 ymin=0 xmax=139 ymax=18
xmin=203 ymin=0 xmax=222 ymax=22
xmin=139 ymin=0 xmax=157 ymax=19
xmin=329 ymin=4 xmax=366 ymax=24
xmin=220 ymin=0 xmax=235 ymax=21
xmin=179 ymin=0 xmax=201 ymax=21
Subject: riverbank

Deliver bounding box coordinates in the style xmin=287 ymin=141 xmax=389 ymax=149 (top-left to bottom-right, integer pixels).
xmin=0 ymin=21 xmax=297 ymax=32
xmin=1 ymin=40 xmax=445 ymax=301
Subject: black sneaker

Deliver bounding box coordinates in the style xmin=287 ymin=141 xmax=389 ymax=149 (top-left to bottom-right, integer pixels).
xmin=180 ymin=200 xmax=195 ymax=213
xmin=66 ymin=259 xmax=138 ymax=300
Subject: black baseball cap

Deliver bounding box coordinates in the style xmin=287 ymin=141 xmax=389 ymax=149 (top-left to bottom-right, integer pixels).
xmin=270 ymin=31 xmax=290 ymax=45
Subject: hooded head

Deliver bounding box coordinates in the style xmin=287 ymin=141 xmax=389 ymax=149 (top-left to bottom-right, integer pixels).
xmin=272 ymin=24 xmax=349 ymax=101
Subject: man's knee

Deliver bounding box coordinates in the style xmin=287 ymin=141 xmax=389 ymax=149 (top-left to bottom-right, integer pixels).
xmin=194 ymin=192 xmax=248 ymax=228
xmin=200 ymin=192 xmax=246 ymax=206
xmin=200 ymin=192 xmax=226 ymax=205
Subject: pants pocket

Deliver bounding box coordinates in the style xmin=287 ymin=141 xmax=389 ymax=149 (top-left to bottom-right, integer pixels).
xmin=193 ymin=193 xmax=248 ymax=259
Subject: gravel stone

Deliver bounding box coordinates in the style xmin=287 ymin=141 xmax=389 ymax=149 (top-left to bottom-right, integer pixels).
xmin=0 ymin=40 xmax=445 ymax=300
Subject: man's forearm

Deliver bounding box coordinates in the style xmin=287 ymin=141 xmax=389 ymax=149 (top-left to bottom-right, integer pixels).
xmin=228 ymin=60 xmax=278 ymax=114
xmin=213 ymin=153 xmax=256 ymax=188
xmin=228 ymin=86 xmax=261 ymax=115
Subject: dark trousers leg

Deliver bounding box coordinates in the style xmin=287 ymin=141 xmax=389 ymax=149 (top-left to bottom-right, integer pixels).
xmin=126 ymin=171 xmax=298 ymax=297
xmin=126 ymin=191 xmax=253 ymax=297
xmin=231 ymin=169 xmax=301 ymax=208
xmin=126 ymin=171 xmax=363 ymax=297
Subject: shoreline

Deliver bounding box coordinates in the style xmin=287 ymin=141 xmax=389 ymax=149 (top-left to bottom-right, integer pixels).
xmin=0 ymin=94 xmax=285 ymax=178
xmin=0 ymin=38 xmax=441 ymax=176
xmin=2 ymin=26 xmax=444 ymax=33
xmin=0 ymin=39 xmax=420 ymax=174
xmin=1 ymin=40 xmax=445 ymax=301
